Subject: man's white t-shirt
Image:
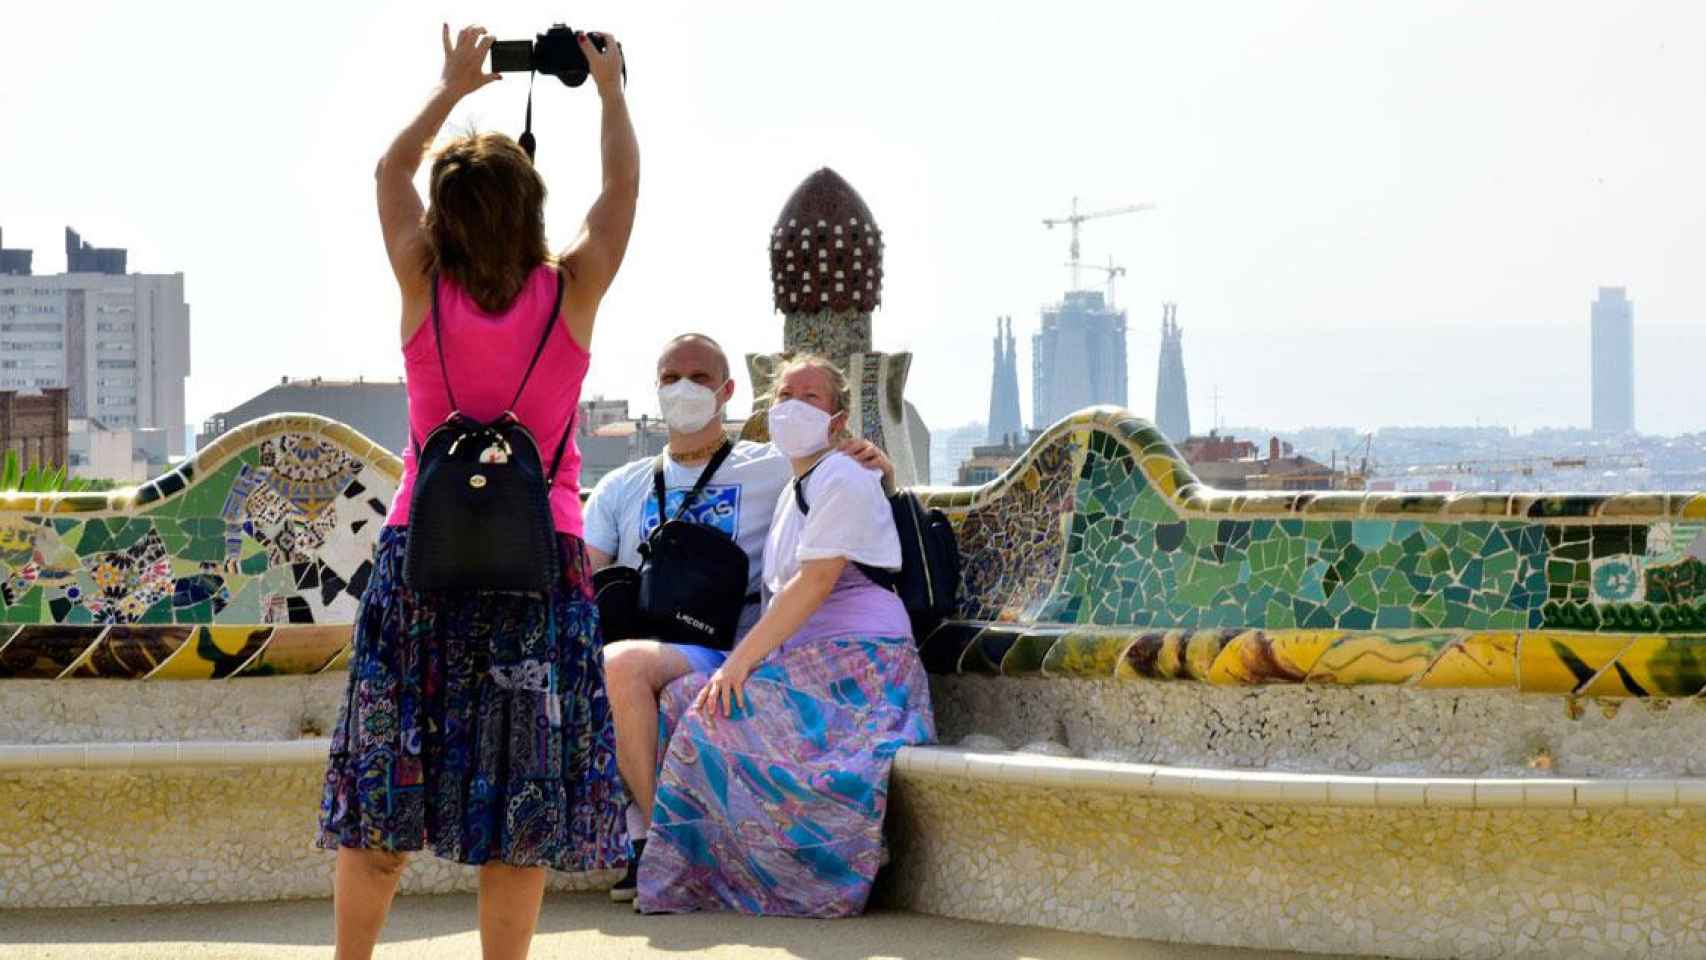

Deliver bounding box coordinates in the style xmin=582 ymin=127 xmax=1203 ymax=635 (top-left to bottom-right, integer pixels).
xmin=583 ymin=440 xmax=792 ymax=633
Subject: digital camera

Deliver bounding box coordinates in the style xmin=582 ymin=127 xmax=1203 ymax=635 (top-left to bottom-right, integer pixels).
xmin=491 ymin=23 xmax=619 ymax=87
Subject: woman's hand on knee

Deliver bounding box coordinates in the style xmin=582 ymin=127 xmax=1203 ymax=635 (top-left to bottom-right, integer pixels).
xmin=692 ymin=659 xmax=752 ymax=725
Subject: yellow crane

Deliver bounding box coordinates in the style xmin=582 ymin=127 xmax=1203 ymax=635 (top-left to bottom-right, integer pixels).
xmin=1043 ymin=197 xmax=1155 ymax=291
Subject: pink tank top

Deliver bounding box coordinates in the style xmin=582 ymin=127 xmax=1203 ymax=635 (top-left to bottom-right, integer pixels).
xmin=386 ymin=264 xmax=589 ymax=537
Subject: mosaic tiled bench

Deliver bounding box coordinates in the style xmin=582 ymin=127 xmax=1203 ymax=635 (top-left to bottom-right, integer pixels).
xmin=8 ymin=411 xmax=1706 ymax=957
xmin=913 ymin=406 xmax=1706 ymax=699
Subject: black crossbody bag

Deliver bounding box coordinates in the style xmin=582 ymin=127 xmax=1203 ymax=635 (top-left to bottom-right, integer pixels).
xmin=595 ymin=442 xmax=753 ymax=651
xmin=403 ymin=270 xmax=573 ymax=594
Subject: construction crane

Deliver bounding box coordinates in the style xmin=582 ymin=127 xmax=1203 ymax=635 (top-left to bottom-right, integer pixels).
xmin=1043 ymin=197 xmax=1155 ymax=290
xmin=1065 ymin=255 xmax=1127 ymax=306
xmin=1397 ymin=453 xmax=1646 ymax=478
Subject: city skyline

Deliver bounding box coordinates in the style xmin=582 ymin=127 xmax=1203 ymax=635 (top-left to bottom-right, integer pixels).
xmin=2 ymin=1 xmax=1702 ymax=438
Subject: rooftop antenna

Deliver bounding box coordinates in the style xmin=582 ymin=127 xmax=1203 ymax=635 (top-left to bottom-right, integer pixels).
xmin=1043 ymin=196 xmax=1155 ymax=291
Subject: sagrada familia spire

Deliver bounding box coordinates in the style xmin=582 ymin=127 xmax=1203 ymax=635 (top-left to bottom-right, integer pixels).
xmin=985 ymin=316 xmax=1023 ymax=444
xmin=742 ymin=168 xmax=931 ymax=484
xmin=1154 ymin=302 xmax=1191 ymax=442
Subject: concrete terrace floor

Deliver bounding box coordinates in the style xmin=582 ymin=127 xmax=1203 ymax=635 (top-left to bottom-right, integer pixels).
xmin=0 ymin=894 xmax=1375 ymax=960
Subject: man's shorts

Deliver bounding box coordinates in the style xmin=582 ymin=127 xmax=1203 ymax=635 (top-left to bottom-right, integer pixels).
xmin=666 ymin=642 xmax=728 ymax=676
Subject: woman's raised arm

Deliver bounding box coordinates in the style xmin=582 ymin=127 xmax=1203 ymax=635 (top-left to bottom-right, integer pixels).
xmin=560 ymin=32 xmax=639 ymax=349
xmin=376 ymin=25 xmax=500 ymax=327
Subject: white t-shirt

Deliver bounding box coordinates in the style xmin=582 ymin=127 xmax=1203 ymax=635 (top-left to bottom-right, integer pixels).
xmin=584 ymin=441 xmax=792 ymax=630
xmin=762 ymin=450 xmax=902 ymax=597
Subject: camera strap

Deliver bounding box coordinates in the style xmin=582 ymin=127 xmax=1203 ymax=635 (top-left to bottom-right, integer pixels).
xmin=519 ymin=70 xmax=537 ymax=160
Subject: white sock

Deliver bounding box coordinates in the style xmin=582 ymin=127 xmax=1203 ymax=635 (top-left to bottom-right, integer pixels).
xmin=625 ymin=803 xmax=648 ymax=842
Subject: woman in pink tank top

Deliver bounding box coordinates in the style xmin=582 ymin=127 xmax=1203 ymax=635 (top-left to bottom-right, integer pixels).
xmin=317 ymin=25 xmax=638 ymax=960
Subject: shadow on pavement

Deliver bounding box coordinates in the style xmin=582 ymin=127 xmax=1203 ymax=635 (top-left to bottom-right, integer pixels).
xmin=0 ymin=893 xmax=1357 ymax=960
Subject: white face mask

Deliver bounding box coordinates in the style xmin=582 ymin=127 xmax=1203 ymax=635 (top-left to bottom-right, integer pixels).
xmin=658 ymin=380 xmax=721 ymax=433
xmin=767 ymin=399 xmax=836 ymax=459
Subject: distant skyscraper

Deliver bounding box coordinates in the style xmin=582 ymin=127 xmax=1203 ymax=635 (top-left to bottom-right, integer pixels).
xmin=1154 ymin=302 xmax=1190 ymax=442
xmin=0 ymin=226 xmax=192 ymax=456
xmin=985 ymin=316 xmax=1023 ymax=443
xmin=1031 ymin=290 xmax=1126 ymax=431
xmin=0 ymin=228 xmax=32 ymax=276
xmin=1591 ymin=286 xmax=1634 ymax=434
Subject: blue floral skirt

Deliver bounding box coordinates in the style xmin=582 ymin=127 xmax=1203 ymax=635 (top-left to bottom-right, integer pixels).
xmin=316 ymin=526 xmax=628 ymax=871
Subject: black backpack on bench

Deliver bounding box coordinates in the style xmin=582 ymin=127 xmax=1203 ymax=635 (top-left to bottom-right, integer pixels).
xmin=791 ymin=464 xmax=961 ymax=642
xmin=404 ymin=270 xmax=572 ymax=595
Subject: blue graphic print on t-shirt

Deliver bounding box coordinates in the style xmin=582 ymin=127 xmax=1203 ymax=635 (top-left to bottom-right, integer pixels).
xmin=640 ymin=484 xmax=742 ymax=540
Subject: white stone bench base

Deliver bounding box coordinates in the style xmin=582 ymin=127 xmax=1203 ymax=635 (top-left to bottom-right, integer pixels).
xmin=883 ymin=746 xmax=1706 ymax=960
xmin=0 ymin=745 xmax=612 ymax=909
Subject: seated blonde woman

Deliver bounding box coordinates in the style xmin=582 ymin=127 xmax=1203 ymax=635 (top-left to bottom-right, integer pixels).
xmin=635 ymin=354 xmax=936 ymax=918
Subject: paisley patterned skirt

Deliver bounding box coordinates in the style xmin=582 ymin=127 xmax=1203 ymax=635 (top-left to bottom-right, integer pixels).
xmin=636 ymin=634 xmax=935 ymax=917
xmin=316 ymin=526 xmax=627 ymax=871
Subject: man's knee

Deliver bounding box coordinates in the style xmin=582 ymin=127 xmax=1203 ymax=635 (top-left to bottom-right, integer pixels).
xmin=604 ymin=641 xmax=679 ymax=698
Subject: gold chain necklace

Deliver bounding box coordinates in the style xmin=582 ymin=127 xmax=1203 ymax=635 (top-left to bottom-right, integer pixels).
xmin=669 ymin=437 xmax=726 ymax=463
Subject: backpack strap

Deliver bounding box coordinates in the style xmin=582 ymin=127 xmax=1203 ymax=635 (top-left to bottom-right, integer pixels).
xmin=790 ymin=457 xmax=829 ymax=515
xmin=791 ymin=458 xmax=901 ymax=591
xmin=429 ymin=272 xmax=459 ymax=413
xmin=507 ymin=267 xmax=569 ymax=412
xmin=408 ymin=273 xmax=455 ymax=462
xmin=652 ymin=439 xmax=736 ymax=526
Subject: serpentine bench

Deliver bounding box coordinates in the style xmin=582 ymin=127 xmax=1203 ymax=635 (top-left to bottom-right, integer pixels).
xmin=5 ymin=411 xmax=1706 ymax=960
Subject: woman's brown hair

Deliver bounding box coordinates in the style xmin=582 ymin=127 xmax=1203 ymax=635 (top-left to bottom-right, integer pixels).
xmin=422 ymin=132 xmax=550 ymax=314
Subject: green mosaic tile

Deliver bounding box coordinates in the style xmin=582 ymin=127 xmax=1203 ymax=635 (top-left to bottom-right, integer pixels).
xmin=5 ymin=587 xmax=43 ymax=623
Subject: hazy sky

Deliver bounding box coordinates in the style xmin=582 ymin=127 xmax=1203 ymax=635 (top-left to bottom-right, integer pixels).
xmin=3 ymin=1 xmax=1702 ymax=437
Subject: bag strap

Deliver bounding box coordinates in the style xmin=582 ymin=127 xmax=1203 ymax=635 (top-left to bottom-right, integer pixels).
xmin=791 ymin=459 xmax=901 ymax=591
xmin=545 ymin=401 xmax=578 ymax=486
xmin=507 ymin=267 xmax=569 ymax=413
xmin=430 ymin=272 xmax=459 ymax=413
xmin=790 ymin=457 xmax=829 ymax=515
xmin=422 ymin=267 xmax=563 ymax=423
xmin=652 ymin=439 xmax=736 ymax=526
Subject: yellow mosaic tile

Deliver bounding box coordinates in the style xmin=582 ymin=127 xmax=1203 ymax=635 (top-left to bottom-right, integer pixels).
xmin=0 ymin=494 xmax=41 ymax=514
xmin=1207 ymin=630 xmax=1339 ymax=685
xmin=1180 ymin=630 xmax=1227 ymax=680
xmin=1415 ymin=633 xmax=1519 ymax=689
xmin=146 ymin=626 xmax=272 ymax=680
xmin=1116 ymin=630 xmax=1186 ymax=680
xmin=1141 ymin=455 xmax=1182 ymax=500
xmin=1516 ymin=632 xmax=1638 ymax=694
xmin=1578 ymin=636 xmax=1706 ymax=699
xmin=1441 ymin=494 xmax=1515 ymax=517
xmin=1040 ymin=631 xmax=1131 ymax=679
xmin=1300 ymin=494 xmax=1368 ymax=516
xmin=1305 ymin=633 xmax=1454 ymax=685
xmin=1365 ymin=495 xmax=1445 ymax=517
xmin=319 ymin=646 xmax=352 ymax=673
xmin=49 ymin=494 xmax=111 ymax=515
xmin=1596 ymin=494 xmax=1670 ymax=519
xmin=195 ymin=434 xmax=239 ymax=471
xmin=1176 ymin=489 xmax=1211 ymax=514
xmin=318 ymin=421 xmax=368 ymax=455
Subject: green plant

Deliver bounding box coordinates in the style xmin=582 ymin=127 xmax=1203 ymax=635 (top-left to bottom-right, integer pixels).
xmin=0 ymin=450 xmax=117 ymax=493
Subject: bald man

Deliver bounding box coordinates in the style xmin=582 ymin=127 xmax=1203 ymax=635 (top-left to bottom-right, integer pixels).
xmin=583 ymin=333 xmax=892 ymax=903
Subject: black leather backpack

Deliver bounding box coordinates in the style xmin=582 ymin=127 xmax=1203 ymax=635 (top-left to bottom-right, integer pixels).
xmin=403 ymin=270 xmax=573 ymax=595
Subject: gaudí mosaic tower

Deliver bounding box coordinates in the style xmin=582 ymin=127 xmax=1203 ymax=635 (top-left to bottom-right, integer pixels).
xmin=985 ymin=316 xmax=1023 ymax=443
xmin=1154 ymin=302 xmax=1190 ymax=442
xmin=742 ymin=168 xmax=931 ymax=485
